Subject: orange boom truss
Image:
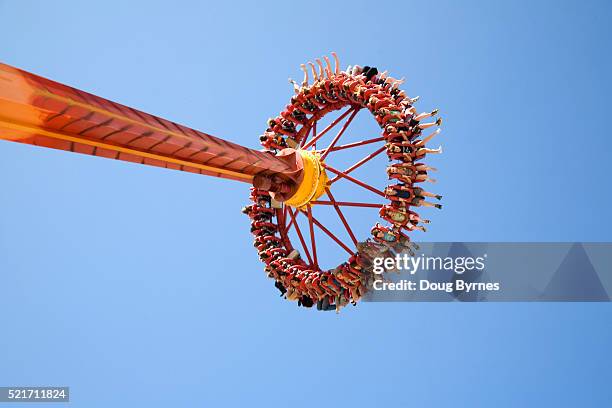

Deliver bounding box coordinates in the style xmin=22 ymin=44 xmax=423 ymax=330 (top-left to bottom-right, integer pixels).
xmin=0 ymin=63 xmax=292 ymax=183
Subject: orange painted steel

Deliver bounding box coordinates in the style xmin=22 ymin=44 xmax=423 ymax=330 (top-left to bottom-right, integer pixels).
xmin=0 ymin=63 xmax=293 ymax=183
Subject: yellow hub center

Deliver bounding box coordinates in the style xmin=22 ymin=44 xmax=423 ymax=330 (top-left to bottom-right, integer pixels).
xmin=284 ymin=150 xmax=328 ymax=209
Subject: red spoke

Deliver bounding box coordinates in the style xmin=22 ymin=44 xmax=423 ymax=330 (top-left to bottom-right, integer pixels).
xmin=312 ymin=121 xmax=317 ymax=149
xmin=277 ymin=207 xmax=286 ymax=234
xmin=287 ymin=207 xmax=314 ymax=266
xmin=330 ymin=146 xmax=386 ymax=184
xmin=306 ymin=206 xmax=319 ymax=268
xmin=298 ymin=122 xmax=313 ymax=148
xmin=320 ymin=108 xmax=360 ymax=161
xmin=299 ymin=209 xmax=355 ymax=256
xmin=322 ymin=164 xmax=386 ymax=198
xmin=321 ymin=136 xmax=385 ymax=153
xmin=311 ymin=201 xmax=384 ymax=208
xmin=325 ymin=188 xmax=358 ymax=247
xmin=302 ymin=107 xmax=355 ymax=149
xmin=285 ymin=206 xmax=296 ymax=233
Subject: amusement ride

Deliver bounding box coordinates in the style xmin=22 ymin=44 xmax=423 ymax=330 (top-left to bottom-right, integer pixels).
xmin=0 ymin=53 xmax=443 ymax=312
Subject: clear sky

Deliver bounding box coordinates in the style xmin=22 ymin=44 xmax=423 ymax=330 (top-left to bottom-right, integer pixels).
xmin=0 ymin=0 xmax=611 ymax=407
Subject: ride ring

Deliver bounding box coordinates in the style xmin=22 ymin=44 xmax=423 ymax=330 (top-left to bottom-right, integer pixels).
xmin=245 ymin=54 xmax=443 ymax=312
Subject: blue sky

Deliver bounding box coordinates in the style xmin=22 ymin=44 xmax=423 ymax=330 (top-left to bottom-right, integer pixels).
xmin=0 ymin=0 xmax=611 ymax=407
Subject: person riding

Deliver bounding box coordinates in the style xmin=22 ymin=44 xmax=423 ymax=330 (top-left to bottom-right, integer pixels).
xmin=384 ymin=184 xmax=442 ymax=209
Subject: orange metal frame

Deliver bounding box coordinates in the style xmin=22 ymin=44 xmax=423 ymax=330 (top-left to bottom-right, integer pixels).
xmin=0 ymin=63 xmax=292 ymax=183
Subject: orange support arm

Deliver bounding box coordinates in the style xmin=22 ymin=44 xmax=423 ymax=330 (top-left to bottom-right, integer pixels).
xmin=0 ymin=62 xmax=293 ymax=183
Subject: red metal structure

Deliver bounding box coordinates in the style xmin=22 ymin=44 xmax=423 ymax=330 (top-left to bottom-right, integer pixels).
xmin=0 ymin=54 xmax=442 ymax=312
